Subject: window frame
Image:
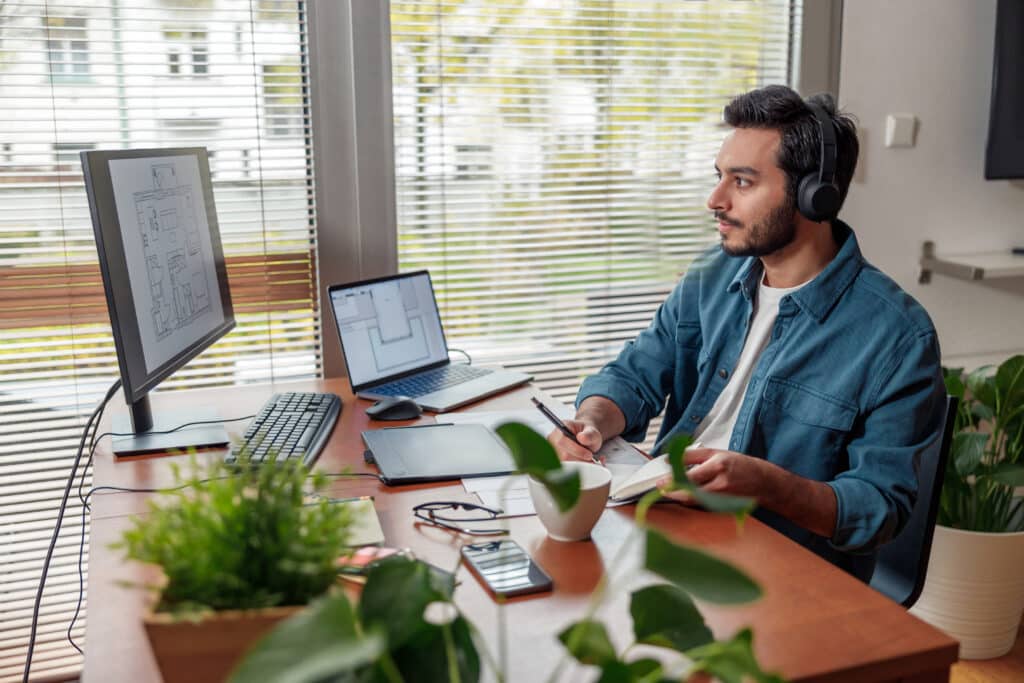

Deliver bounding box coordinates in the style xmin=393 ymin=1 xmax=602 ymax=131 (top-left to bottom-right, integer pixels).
xmin=307 ymin=1 xmax=842 ymax=379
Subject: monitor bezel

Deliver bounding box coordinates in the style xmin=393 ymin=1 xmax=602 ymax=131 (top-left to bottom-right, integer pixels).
xmin=81 ymin=147 xmax=235 ymax=404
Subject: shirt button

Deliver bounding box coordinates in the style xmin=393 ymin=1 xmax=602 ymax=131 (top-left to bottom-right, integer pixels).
xmin=690 ymin=415 xmax=701 ymax=422
xmin=718 ymin=368 xmax=728 ymax=379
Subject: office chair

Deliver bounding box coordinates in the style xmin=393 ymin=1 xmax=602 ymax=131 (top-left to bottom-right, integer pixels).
xmin=869 ymin=394 xmax=958 ymax=608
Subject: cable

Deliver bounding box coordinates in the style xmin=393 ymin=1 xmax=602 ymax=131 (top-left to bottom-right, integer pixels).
xmin=449 ymin=348 xmax=472 ymax=364
xmin=23 ymin=378 xmax=121 ymax=683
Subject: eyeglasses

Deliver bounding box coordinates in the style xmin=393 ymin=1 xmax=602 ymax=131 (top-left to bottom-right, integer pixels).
xmin=412 ymin=501 xmax=508 ymax=536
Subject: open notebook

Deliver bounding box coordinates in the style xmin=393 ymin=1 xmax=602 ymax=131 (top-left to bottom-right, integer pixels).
xmin=608 ymin=441 xmax=702 ymax=502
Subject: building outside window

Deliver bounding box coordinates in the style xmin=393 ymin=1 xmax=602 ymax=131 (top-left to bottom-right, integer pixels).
xmin=163 ymin=28 xmax=209 ymax=76
xmin=45 ymin=14 xmax=89 ymax=81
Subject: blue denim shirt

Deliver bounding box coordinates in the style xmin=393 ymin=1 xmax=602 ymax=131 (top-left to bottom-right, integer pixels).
xmin=578 ymin=222 xmax=945 ymax=581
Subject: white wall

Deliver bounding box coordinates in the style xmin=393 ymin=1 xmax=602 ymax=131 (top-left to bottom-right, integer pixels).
xmin=839 ymin=0 xmax=1024 ymax=370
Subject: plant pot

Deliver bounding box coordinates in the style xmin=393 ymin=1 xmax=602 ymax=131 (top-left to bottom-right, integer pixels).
xmin=144 ymin=605 xmax=302 ymax=682
xmin=910 ymin=524 xmax=1024 ymax=659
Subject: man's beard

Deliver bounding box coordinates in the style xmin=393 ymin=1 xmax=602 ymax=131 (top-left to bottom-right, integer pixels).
xmin=716 ymin=197 xmax=798 ymax=258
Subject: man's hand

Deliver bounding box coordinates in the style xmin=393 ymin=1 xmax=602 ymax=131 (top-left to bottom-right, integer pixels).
xmin=548 ymin=419 xmax=603 ymax=462
xmin=655 ymin=446 xmax=839 ymax=539
xmin=654 ymin=447 xmax=766 ymax=504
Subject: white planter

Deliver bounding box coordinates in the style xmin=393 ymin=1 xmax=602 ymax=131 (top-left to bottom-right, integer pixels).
xmin=910 ymin=524 xmax=1024 ymax=659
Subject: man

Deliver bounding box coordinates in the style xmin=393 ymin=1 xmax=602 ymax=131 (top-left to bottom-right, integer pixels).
xmin=551 ymin=85 xmax=944 ymax=581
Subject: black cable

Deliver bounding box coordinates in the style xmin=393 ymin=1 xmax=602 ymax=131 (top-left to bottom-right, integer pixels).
xmin=23 ymin=378 xmax=121 ymax=683
xmin=449 ymin=348 xmax=472 ymax=364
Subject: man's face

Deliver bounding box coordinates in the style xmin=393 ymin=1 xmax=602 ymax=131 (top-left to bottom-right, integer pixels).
xmin=707 ymin=127 xmax=797 ymax=258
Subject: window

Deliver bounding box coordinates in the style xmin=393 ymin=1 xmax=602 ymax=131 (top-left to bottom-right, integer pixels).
xmin=390 ymin=0 xmax=801 ymax=446
xmin=163 ymin=28 xmax=209 ymax=77
xmin=52 ymin=142 xmax=95 ymax=171
xmin=0 ymin=3 xmax=316 ymax=680
xmin=44 ymin=14 xmax=89 ymax=81
xmin=262 ymin=62 xmax=304 ymax=138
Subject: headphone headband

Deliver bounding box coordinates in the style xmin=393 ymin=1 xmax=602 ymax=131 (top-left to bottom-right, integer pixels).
xmin=806 ymin=102 xmax=837 ymax=186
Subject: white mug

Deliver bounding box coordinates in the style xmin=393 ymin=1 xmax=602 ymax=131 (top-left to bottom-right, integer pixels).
xmin=528 ymin=461 xmax=611 ymax=542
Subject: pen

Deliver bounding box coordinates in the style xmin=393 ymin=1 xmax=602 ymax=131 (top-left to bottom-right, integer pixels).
xmin=531 ymin=397 xmax=600 ymax=464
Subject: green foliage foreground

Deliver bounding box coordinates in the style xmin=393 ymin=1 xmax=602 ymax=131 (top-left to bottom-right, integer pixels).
xmin=116 ymin=457 xmax=353 ymax=615
xmin=941 ymin=355 xmax=1024 ymax=532
xmin=230 ymin=426 xmax=784 ymax=683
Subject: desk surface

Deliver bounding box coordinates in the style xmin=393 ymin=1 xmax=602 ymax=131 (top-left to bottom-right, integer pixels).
xmin=83 ymin=379 xmax=958 ymax=683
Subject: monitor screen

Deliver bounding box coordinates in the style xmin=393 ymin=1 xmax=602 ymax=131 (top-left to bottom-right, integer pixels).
xmin=82 ymin=147 xmax=235 ymax=454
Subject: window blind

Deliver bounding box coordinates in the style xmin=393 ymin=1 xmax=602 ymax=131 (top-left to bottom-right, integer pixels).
xmin=391 ymin=0 xmax=800 ymax=447
xmin=0 ymin=2 xmax=316 ymax=681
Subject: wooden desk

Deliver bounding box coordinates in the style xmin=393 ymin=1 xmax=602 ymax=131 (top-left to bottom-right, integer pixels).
xmin=83 ymin=379 xmax=958 ymax=682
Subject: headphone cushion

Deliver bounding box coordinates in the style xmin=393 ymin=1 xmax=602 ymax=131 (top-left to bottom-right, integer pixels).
xmin=798 ymin=173 xmax=841 ymax=222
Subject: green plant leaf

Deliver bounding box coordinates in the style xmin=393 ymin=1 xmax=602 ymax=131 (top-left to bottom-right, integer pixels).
xmin=661 ymin=435 xmax=755 ymax=521
xmin=971 ymin=402 xmax=995 ymax=423
xmin=687 ymin=628 xmax=785 ymax=683
xmin=953 ymin=432 xmax=989 ymax=477
xmin=644 ymin=530 xmax=761 ymax=605
xmin=630 ymin=584 xmax=713 ymax=652
xmin=359 ymin=556 xmax=453 ymax=649
xmin=689 ymin=489 xmax=758 ymax=519
xmin=989 ymin=461 xmax=1024 ymax=488
xmin=385 ymin=616 xmax=480 ymax=683
xmin=966 ymin=365 xmax=997 ymax=410
xmin=538 ymin=467 xmax=583 ymax=512
xmin=557 ymin=619 xmax=618 ymax=666
xmin=496 ymin=421 xmax=581 ymax=511
xmin=495 ymin=421 xmax=561 ymax=474
xmin=995 ymin=355 xmax=1024 ymax=405
xmin=625 ymin=658 xmax=663 ymax=682
xmin=664 ymin=433 xmax=694 ymax=483
xmin=594 ymin=661 xmax=632 ymax=683
xmin=230 ymin=593 xmax=384 ymax=683
xmin=942 ymin=367 xmax=965 ymax=400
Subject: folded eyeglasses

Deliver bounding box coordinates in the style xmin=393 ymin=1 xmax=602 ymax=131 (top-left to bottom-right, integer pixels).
xmin=412 ymin=501 xmax=509 ymax=536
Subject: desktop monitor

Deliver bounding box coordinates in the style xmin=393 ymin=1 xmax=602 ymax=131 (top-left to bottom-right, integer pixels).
xmin=81 ymin=147 xmax=235 ymax=455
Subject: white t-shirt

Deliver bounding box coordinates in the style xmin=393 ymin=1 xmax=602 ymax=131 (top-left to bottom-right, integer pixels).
xmin=693 ymin=276 xmax=808 ymax=450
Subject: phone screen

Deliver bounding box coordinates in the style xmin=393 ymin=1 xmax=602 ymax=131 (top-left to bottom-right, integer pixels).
xmin=461 ymin=540 xmax=553 ymax=598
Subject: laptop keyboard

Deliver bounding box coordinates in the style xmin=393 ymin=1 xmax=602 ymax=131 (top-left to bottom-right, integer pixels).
xmin=373 ymin=364 xmax=490 ymax=398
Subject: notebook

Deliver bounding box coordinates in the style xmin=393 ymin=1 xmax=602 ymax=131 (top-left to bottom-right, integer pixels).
xmin=362 ymin=423 xmax=516 ymax=485
xmin=327 ymin=271 xmax=531 ymax=412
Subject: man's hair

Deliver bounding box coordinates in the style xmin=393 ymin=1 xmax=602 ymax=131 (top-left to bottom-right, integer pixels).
xmin=723 ymin=84 xmax=859 ymax=213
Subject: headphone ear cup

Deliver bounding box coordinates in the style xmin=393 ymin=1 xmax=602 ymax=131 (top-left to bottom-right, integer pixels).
xmin=797 ymin=173 xmax=840 ymax=222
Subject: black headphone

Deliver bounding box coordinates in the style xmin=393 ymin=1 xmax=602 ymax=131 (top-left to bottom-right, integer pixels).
xmin=797 ymin=102 xmax=841 ymax=222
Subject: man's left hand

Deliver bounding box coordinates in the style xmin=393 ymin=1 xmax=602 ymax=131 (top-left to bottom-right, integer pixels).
xmin=656 ymin=447 xmax=768 ymax=502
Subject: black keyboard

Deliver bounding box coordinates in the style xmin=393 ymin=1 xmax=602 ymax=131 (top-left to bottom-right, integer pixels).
xmin=225 ymin=392 xmax=342 ymax=466
xmin=372 ymin=364 xmax=490 ymax=398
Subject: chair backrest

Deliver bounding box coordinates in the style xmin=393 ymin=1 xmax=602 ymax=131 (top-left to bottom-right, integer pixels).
xmin=870 ymin=394 xmax=958 ymax=607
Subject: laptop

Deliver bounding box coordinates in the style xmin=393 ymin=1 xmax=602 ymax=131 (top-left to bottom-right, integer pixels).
xmin=327 ymin=271 xmax=531 ymax=412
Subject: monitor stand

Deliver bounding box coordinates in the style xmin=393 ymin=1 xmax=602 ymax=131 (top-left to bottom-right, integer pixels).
xmin=111 ymin=404 xmax=230 ymax=456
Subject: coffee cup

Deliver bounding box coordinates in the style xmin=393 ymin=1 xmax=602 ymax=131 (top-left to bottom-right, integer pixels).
xmin=528 ymin=461 xmax=611 ymax=542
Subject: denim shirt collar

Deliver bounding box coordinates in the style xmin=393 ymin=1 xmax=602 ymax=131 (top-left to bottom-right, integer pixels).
xmin=726 ymin=220 xmax=864 ymax=323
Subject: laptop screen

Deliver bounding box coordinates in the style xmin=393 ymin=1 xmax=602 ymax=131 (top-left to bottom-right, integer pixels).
xmin=328 ymin=271 xmax=450 ymax=388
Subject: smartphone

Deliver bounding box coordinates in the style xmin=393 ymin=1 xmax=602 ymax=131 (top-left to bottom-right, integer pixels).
xmin=461 ymin=540 xmax=553 ymax=598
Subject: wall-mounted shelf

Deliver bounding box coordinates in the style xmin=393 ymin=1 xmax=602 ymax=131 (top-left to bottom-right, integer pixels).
xmin=918 ymin=241 xmax=1024 ymax=284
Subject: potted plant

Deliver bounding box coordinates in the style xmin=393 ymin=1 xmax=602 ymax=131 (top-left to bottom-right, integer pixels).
xmin=116 ymin=456 xmax=355 ymax=683
xmin=910 ymin=355 xmax=1024 ymax=659
xmin=231 ymin=429 xmax=785 ymax=682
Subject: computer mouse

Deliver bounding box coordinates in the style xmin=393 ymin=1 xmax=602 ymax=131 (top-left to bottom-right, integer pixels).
xmin=366 ymin=396 xmax=423 ymax=421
